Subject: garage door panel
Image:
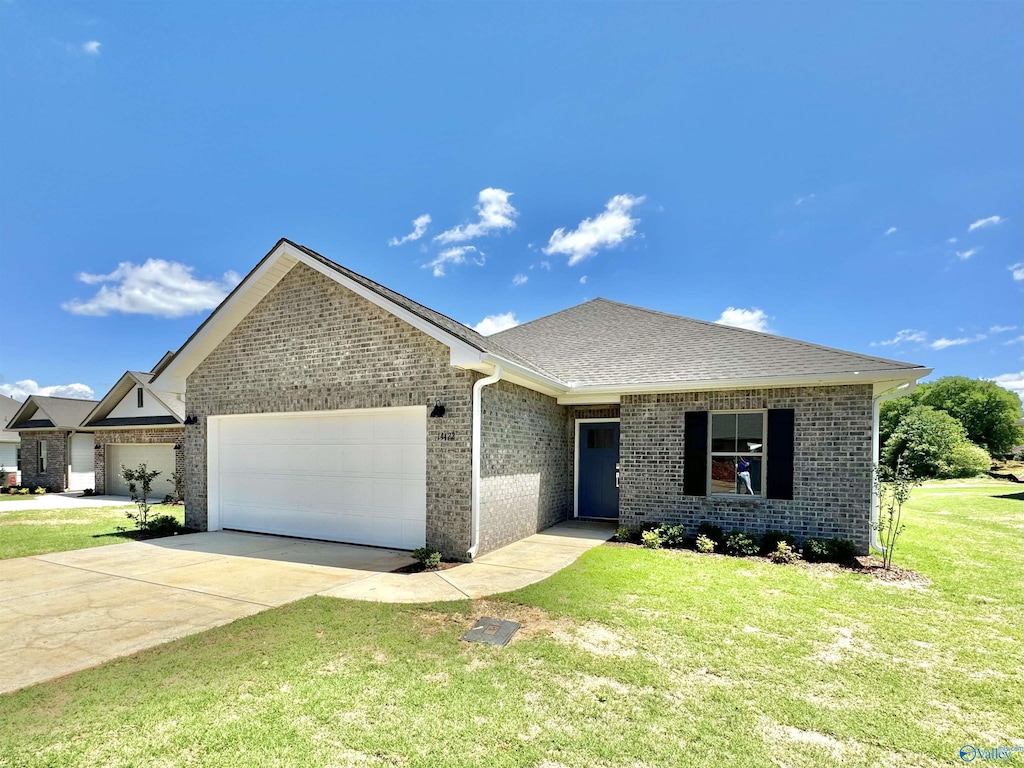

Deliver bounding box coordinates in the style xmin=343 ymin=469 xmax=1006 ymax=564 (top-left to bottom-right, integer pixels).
xmin=213 ymin=408 xmax=426 ymax=549
xmin=108 ymin=444 xmax=174 ymax=497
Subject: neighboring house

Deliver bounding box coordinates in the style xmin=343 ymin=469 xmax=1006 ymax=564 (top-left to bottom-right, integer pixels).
xmin=80 ymin=361 xmax=185 ymax=497
xmin=151 ymin=239 xmax=929 ymax=559
xmin=6 ymin=396 xmax=98 ymax=491
xmin=0 ymin=394 xmax=22 ymax=484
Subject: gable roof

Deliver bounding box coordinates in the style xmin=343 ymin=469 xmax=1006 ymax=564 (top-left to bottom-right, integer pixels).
xmin=152 ymin=239 xmax=929 ymax=404
xmin=0 ymin=394 xmax=21 ymax=443
xmin=491 ymin=298 xmax=928 ymax=391
xmin=151 ymin=239 xmax=564 ymax=394
xmin=81 ymin=370 xmax=184 ymax=429
xmin=6 ymin=396 xmax=98 ymax=432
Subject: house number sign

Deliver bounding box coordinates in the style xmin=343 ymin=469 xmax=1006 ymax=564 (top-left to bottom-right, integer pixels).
xmin=437 ymin=431 xmax=457 ymax=441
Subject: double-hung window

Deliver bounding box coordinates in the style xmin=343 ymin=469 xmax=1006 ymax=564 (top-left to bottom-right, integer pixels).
xmin=39 ymin=441 xmax=47 ymax=474
xmin=709 ymin=411 xmax=765 ymax=497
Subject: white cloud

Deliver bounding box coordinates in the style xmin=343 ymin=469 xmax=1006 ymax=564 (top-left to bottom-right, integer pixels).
xmin=990 ymin=325 xmax=1017 ymax=334
xmin=715 ymin=307 xmax=771 ymax=333
xmin=947 ymin=237 xmax=958 ymax=244
xmin=434 ymin=188 xmax=517 ymax=244
xmin=930 ymin=334 xmax=985 ymax=350
xmin=990 ymin=371 xmax=1024 ymax=401
xmin=1005 ymin=335 xmax=1024 ymax=346
xmin=388 ymin=214 xmax=431 ymax=246
xmin=423 ymin=246 xmax=483 ymax=278
xmin=579 ymin=275 xmax=587 ymax=284
xmin=82 ymin=41 xmax=101 ymax=55
xmin=512 ymin=273 xmax=528 ymax=286
xmin=62 ymin=260 xmax=241 ymax=318
xmin=885 ymin=227 xmax=897 ymax=235
xmin=968 ymin=215 xmax=1005 ymax=232
xmin=539 ymin=261 xmax=551 ymax=271
xmin=1010 ymin=263 xmax=1024 ymax=281
xmin=472 ymin=312 xmax=519 ymax=336
xmin=543 ymin=194 xmax=645 ymax=266
xmin=955 ymin=248 xmax=979 ymax=260
xmin=0 ymin=380 xmax=95 ymax=402
xmin=795 ymin=194 xmax=815 ymax=206
xmin=871 ymin=329 xmax=928 ymax=347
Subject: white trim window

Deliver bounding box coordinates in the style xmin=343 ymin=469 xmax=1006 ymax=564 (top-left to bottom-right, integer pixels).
xmin=709 ymin=411 xmax=765 ymax=497
xmin=39 ymin=440 xmax=48 ymax=474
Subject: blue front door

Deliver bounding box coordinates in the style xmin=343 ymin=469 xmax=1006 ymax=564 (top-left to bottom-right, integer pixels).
xmin=578 ymin=421 xmax=620 ymax=519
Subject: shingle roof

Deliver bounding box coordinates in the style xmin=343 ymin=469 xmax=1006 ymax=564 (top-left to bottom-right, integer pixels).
xmin=9 ymin=396 xmax=99 ymax=431
xmin=292 ymin=242 xmax=561 ymax=378
xmin=490 ymin=298 xmax=924 ymax=387
xmin=0 ymin=394 xmax=21 ymax=443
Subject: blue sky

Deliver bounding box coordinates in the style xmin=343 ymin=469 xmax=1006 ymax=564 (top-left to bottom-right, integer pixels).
xmin=1 ymin=1 xmax=1021 ymax=403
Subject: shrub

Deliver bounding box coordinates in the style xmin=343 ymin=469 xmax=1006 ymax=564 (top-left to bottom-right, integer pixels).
xmin=827 ymin=538 xmax=858 ymax=564
xmin=641 ymin=528 xmax=663 ymax=549
xmin=802 ymin=537 xmax=830 ymax=563
xmin=412 ymin=547 xmax=442 ymax=570
xmin=724 ymin=530 xmax=760 ymax=557
xmin=943 ymin=442 xmax=991 ymax=479
xmin=144 ymin=515 xmax=183 ymax=537
xmin=614 ymin=526 xmax=633 ymax=543
xmin=164 ymin=470 xmax=185 ymax=505
xmin=33 ymin=486 xmax=46 ymax=495
xmin=769 ymin=540 xmax=799 ymax=564
xmin=82 ymin=488 xmax=95 ymax=496
xmin=661 ymin=524 xmax=687 ymax=548
xmin=760 ymin=530 xmax=797 ymax=555
xmin=17 ymin=487 xmax=30 ymax=495
xmin=802 ymin=536 xmax=858 ymax=564
xmin=697 ymin=522 xmax=724 ymax=545
xmin=695 ymin=534 xmax=716 ymax=554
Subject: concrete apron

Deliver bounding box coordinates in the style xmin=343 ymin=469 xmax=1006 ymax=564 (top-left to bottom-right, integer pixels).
xmin=0 ymin=521 xmax=612 ymax=694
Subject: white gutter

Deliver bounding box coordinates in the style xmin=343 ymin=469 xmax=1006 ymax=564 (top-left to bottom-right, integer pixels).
xmin=870 ymin=381 xmax=918 ymax=553
xmin=468 ymin=363 xmax=504 ymax=560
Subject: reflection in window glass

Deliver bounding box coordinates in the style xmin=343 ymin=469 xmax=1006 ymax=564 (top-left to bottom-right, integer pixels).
xmin=586 ymin=428 xmax=614 ymax=450
xmin=709 ymin=412 xmax=765 ymax=497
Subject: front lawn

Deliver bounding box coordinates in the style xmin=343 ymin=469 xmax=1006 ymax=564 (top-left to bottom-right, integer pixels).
xmin=0 ymin=504 xmax=184 ymax=560
xmin=1 ymin=483 xmax=1020 ymax=767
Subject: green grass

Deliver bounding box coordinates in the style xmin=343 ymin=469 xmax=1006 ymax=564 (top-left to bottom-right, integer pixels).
xmin=0 ymin=504 xmax=184 ymax=560
xmin=1 ymin=483 xmax=1021 ymax=767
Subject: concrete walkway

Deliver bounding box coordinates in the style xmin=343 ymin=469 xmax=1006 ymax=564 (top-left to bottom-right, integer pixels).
xmin=0 ymin=521 xmax=612 ymax=693
xmin=0 ymin=492 xmax=134 ymax=512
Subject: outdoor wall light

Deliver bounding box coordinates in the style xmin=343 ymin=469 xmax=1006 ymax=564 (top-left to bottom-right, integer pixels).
xmin=430 ymin=402 xmax=446 ymax=418
xmin=184 ymin=414 xmax=198 ymax=425
xmin=173 ymin=442 xmax=183 ymax=451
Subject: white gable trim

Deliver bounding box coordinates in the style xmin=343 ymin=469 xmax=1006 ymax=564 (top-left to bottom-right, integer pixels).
xmin=152 ymin=240 xmax=486 ymax=393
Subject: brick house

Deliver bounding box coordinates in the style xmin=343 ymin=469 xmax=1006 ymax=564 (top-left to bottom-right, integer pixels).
xmin=6 ymin=396 xmax=98 ymax=491
xmin=150 ymin=239 xmax=928 ymax=560
xmin=80 ymin=363 xmax=185 ymax=498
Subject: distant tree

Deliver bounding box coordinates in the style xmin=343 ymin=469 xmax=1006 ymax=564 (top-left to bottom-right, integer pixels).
xmin=945 ymin=442 xmax=992 ymax=478
xmin=879 ymin=393 xmax=920 ymax=456
xmin=915 ymin=377 xmax=1024 ymax=457
xmin=882 ymin=405 xmax=969 ymax=478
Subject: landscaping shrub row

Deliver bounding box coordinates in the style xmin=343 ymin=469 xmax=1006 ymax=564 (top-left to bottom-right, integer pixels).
xmin=615 ymin=522 xmax=858 ymax=565
xmin=0 ymin=485 xmax=53 ymax=495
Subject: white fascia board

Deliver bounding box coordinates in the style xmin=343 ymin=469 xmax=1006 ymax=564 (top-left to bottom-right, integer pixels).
xmin=152 ymin=240 xmax=485 ymax=393
xmin=476 ymin=354 xmax=567 ymax=398
xmin=555 ymin=368 xmax=930 ymax=404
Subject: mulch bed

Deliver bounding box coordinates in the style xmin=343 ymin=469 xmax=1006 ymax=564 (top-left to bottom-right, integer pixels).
xmin=391 ymin=560 xmax=462 ymax=574
xmin=603 ymin=541 xmax=928 ymax=584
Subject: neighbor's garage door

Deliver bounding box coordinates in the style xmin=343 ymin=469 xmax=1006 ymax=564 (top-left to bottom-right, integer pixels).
xmin=108 ymin=444 xmax=176 ymax=497
xmin=211 ymin=407 xmax=427 ymax=550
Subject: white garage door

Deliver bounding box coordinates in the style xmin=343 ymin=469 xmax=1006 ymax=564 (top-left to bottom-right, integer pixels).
xmin=210 ymin=407 xmax=427 ymax=550
xmin=108 ymin=444 xmax=176 ymax=498
xmin=68 ymin=433 xmax=95 ymax=491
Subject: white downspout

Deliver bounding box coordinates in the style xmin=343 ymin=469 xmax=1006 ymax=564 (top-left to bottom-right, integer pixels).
xmin=870 ymin=381 xmax=917 ymax=553
xmin=468 ymin=364 xmax=503 ymax=560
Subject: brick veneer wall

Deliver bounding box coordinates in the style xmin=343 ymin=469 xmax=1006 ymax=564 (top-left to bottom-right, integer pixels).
xmin=93 ymin=428 xmax=185 ymax=494
xmin=619 ymin=385 xmax=874 ymax=552
xmin=18 ymin=431 xmax=68 ymax=490
xmin=185 ymin=263 xmax=477 ymax=559
xmin=478 ymin=379 xmax=570 ymax=553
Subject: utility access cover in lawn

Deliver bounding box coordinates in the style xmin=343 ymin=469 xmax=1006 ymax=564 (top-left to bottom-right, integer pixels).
xmin=462 ymin=617 xmax=521 ymax=646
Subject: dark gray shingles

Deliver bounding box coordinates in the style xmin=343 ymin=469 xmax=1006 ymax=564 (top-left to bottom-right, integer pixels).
xmin=490 ymin=298 xmax=925 ymax=387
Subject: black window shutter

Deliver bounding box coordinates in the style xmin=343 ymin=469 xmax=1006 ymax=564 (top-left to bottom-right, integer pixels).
xmin=766 ymin=408 xmax=795 ymax=500
xmin=683 ymin=411 xmax=708 ymax=496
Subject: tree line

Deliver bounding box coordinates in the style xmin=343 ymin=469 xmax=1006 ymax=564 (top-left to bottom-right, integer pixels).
xmin=879 ymin=376 xmax=1023 ymax=479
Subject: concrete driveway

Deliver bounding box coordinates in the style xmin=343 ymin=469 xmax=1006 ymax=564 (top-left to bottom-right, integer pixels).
xmin=0 ymin=492 xmax=134 ymax=512
xmin=0 ymin=522 xmax=613 ymax=694
xmin=0 ymin=531 xmax=415 ymax=694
